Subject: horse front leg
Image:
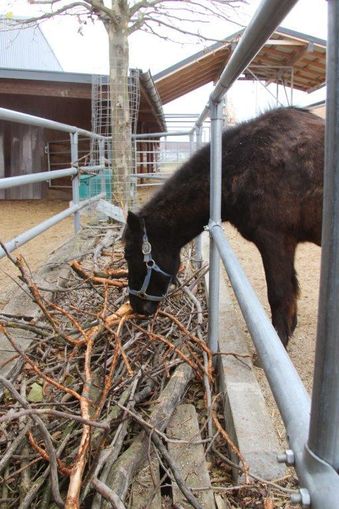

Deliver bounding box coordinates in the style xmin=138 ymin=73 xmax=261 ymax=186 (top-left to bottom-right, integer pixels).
xmin=254 ymin=230 xmax=299 ymax=347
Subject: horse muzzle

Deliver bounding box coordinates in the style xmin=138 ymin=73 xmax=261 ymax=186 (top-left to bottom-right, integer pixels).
xmin=129 ymin=294 xmax=159 ymax=316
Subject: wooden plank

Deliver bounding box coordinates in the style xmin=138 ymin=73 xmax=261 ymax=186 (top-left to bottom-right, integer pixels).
xmin=0 ymin=131 xmax=5 ymax=199
xmin=6 ymin=124 xmax=44 ymax=199
xmin=167 ymin=404 xmax=216 ymax=509
xmin=130 ymin=455 xmax=161 ymax=509
xmin=96 ymin=199 xmax=125 ymax=223
xmin=0 ymin=79 xmax=91 ymax=99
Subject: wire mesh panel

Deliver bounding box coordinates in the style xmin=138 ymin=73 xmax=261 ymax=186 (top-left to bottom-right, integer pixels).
xmin=91 ymin=70 xmax=141 ymax=206
xmin=90 ymin=74 xmax=110 ymax=168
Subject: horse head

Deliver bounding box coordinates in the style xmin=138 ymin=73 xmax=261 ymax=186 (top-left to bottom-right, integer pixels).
xmin=124 ymin=211 xmax=180 ymax=315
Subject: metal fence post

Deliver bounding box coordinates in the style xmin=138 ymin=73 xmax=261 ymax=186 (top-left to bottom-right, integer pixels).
xmin=99 ymin=138 xmax=106 ymax=198
xmin=193 ymin=126 xmax=203 ymax=268
xmin=208 ymin=100 xmax=223 ymax=353
xmin=70 ymin=131 xmax=80 ymax=233
xmin=308 ymin=0 xmax=339 ymax=471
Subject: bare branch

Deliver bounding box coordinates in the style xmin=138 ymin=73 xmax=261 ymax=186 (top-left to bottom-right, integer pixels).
xmin=0 ymin=408 xmax=110 ymax=430
xmin=17 ymin=0 xmax=115 ymax=25
xmin=0 ymin=376 xmax=64 ymax=508
xmin=91 ymin=478 xmax=127 ymax=509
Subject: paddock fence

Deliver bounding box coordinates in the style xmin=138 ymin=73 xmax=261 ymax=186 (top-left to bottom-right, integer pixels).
xmin=0 ymin=109 xmax=204 ymax=260
xmin=0 ymin=108 xmax=108 ymax=260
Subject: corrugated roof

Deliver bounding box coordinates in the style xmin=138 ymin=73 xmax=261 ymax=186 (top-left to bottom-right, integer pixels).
xmin=0 ymin=17 xmax=63 ymax=72
xmin=154 ymin=27 xmax=326 ymax=104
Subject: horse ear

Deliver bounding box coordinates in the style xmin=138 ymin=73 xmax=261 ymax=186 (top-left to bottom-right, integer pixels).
xmin=127 ymin=211 xmax=142 ymax=232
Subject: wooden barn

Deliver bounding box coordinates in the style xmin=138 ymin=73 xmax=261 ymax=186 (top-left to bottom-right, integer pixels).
xmin=0 ymin=18 xmax=165 ymax=200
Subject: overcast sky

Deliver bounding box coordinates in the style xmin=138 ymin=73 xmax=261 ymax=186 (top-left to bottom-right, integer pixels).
xmin=2 ymin=0 xmax=328 ymax=120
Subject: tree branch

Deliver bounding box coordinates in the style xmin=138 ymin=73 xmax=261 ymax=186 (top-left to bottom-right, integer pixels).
xmin=0 ymin=376 xmax=64 ymax=508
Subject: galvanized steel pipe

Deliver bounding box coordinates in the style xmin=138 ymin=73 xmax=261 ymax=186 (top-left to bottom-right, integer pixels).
xmin=133 ymin=130 xmax=191 ymax=139
xmin=0 ymin=107 xmax=104 ymax=139
xmin=70 ymin=132 xmax=81 ymax=233
xmin=0 ymin=167 xmax=77 ymax=190
xmin=208 ymin=101 xmax=223 ymax=353
xmin=210 ymin=223 xmax=339 ymax=508
xmin=308 ymin=0 xmax=339 ymax=472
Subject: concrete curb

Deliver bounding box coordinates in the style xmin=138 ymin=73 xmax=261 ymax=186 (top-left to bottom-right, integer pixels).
xmin=201 ymin=232 xmax=285 ymax=481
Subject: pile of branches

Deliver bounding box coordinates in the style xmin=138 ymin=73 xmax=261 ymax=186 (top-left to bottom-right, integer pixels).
xmin=0 ymin=227 xmax=297 ymax=509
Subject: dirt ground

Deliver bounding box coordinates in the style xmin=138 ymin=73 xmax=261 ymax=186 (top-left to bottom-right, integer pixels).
xmin=0 ymin=200 xmax=321 ymax=442
xmin=0 ymin=200 xmax=74 ymax=309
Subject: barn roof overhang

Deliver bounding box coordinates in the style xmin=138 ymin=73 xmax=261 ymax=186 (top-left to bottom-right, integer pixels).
xmin=154 ymin=27 xmax=326 ymax=104
xmin=0 ymin=68 xmax=166 ymax=132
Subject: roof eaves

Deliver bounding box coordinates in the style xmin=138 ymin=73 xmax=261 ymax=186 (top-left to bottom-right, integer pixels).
xmin=274 ymin=26 xmax=326 ymax=48
xmin=154 ymin=29 xmax=244 ymax=82
xmin=0 ymin=67 xmax=94 ymax=84
xmin=139 ymin=70 xmax=166 ymax=131
xmin=154 ymin=26 xmax=326 ymax=84
xmin=306 ymin=99 xmax=326 ymax=109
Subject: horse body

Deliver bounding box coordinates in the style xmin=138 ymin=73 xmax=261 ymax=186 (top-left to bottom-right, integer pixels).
xmin=125 ymin=107 xmax=324 ymax=346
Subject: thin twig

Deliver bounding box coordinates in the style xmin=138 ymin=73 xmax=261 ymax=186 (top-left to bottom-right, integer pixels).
xmin=0 ymin=376 xmax=64 ymax=508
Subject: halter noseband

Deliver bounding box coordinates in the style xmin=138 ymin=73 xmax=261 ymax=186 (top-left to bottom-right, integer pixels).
xmin=128 ymin=220 xmax=173 ymax=302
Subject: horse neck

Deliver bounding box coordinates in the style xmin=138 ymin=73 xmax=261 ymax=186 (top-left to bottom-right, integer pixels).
xmin=141 ymin=187 xmax=209 ymax=250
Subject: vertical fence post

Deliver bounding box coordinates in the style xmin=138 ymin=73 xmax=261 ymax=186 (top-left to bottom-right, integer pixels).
xmin=193 ymin=126 xmax=203 ymax=268
xmin=70 ymin=131 xmax=80 ymax=233
xmin=208 ymin=100 xmax=223 ymax=353
xmin=99 ymin=138 xmax=106 ymax=199
xmin=308 ymin=0 xmax=339 ymax=471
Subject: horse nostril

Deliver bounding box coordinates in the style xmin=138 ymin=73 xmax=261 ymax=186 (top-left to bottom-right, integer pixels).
xmin=129 ymin=296 xmax=158 ymax=316
xmin=140 ymin=300 xmax=159 ymax=316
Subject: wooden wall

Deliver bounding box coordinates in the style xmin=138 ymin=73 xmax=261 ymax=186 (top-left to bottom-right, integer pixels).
xmin=1 ymin=122 xmax=45 ymax=199
xmin=0 ymin=94 xmax=91 ymax=200
xmin=0 ymin=130 xmax=4 ymax=199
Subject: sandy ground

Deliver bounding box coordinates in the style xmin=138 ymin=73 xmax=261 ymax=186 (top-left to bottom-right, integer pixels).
xmin=0 ymin=200 xmax=74 ymax=308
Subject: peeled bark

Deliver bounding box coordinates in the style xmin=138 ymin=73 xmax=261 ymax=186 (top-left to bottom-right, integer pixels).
xmin=105 ymin=2 xmax=132 ymax=212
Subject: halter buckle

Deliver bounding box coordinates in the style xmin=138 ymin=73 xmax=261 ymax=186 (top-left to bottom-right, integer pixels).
xmin=142 ymin=240 xmax=152 ymax=255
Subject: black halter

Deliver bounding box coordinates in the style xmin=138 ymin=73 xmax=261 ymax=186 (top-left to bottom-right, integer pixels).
xmin=128 ymin=221 xmax=173 ymax=302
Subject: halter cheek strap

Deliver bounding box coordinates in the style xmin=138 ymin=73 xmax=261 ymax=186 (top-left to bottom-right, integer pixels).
xmin=128 ymin=221 xmax=173 ymax=302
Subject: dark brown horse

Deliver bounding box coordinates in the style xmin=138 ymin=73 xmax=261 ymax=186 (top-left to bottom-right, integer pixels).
xmin=124 ymin=107 xmax=324 ymax=346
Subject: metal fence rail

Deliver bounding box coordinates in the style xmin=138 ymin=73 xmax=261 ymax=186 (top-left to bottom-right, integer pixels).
xmin=0 ymin=168 xmax=78 ymax=190
xmin=0 ymin=107 xmax=108 ymax=260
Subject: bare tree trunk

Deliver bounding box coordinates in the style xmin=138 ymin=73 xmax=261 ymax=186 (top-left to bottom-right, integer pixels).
xmin=105 ymin=2 xmax=131 ymax=211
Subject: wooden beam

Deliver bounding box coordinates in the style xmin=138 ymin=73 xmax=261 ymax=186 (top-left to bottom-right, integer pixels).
xmin=265 ymin=39 xmax=306 ymax=45
xmin=0 ymin=79 xmax=91 ymax=99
